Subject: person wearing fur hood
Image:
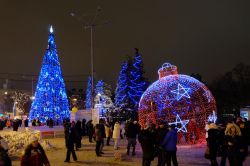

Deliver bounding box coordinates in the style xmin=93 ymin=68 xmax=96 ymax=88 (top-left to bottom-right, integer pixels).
xmin=224 ymin=122 xmax=242 ymax=166
xmin=21 ymin=136 xmax=50 ymax=166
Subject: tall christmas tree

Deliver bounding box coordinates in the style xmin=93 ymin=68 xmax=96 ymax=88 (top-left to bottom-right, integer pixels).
xmin=128 ymin=48 xmax=148 ymax=110
xmin=85 ymin=76 xmax=93 ymax=110
xmin=29 ymin=26 xmax=70 ymax=123
xmin=115 ymin=61 xmax=133 ymax=111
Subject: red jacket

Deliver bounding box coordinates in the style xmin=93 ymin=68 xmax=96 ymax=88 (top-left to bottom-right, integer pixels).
xmin=21 ymin=143 xmax=50 ymax=166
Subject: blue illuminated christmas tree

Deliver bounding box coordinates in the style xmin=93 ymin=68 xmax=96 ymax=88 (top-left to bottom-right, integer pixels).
xmin=94 ymin=80 xmax=114 ymax=117
xmin=115 ymin=61 xmax=133 ymax=110
xmin=29 ymin=26 xmax=70 ymax=123
xmin=128 ymin=48 xmax=148 ymax=110
xmin=85 ymin=76 xmax=93 ymax=109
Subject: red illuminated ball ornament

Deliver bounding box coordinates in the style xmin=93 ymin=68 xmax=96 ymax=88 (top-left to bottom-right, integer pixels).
xmin=138 ymin=63 xmax=217 ymax=144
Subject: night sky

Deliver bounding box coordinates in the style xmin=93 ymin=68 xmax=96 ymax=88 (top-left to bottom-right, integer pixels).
xmin=0 ymin=0 xmax=250 ymax=89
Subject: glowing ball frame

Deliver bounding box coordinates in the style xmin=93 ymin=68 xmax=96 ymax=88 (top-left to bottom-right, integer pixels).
xmin=138 ymin=63 xmax=216 ymax=144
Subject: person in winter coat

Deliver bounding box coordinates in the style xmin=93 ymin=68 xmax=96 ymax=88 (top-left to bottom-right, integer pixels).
xmin=21 ymin=136 xmax=50 ymax=166
xmin=32 ymin=119 xmax=36 ymax=126
xmin=81 ymin=119 xmax=86 ymax=137
xmin=105 ymin=123 xmax=112 ymax=146
xmin=139 ymin=125 xmax=155 ymax=166
xmin=238 ymin=120 xmax=248 ymax=164
xmin=161 ymin=124 xmax=178 ymax=166
xmin=75 ymin=120 xmax=82 ymax=150
xmin=6 ymin=120 xmax=11 ymax=128
xmin=0 ymin=119 xmax=4 ymax=130
xmin=12 ymin=119 xmax=19 ymax=131
xmin=224 ymin=122 xmax=242 ymax=166
xmin=0 ymin=136 xmax=9 ymax=153
xmin=95 ymin=123 xmax=103 ymax=156
xmin=207 ymin=123 xmax=219 ymax=166
xmin=86 ymin=120 xmax=94 ymax=143
xmin=156 ymin=121 xmax=168 ymax=166
xmin=99 ymin=119 xmax=106 ymax=153
xmin=0 ymin=144 xmax=11 ymax=166
xmin=24 ymin=119 xmax=29 ymax=128
xmin=126 ymin=121 xmax=140 ymax=156
xmin=112 ymin=121 xmax=121 ymax=150
xmin=64 ymin=121 xmax=78 ymax=162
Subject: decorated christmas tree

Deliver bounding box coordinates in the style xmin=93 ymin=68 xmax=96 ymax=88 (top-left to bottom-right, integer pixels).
xmin=94 ymin=80 xmax=114 ymax=117
xmin=128 ymin=48 xmax=148 ymax=110
xmin=85 ymin=76 xmax=93 ymax=110
xmin=29 ymin=26 xmax=70 ymax=123
xmin=115 ymin=61 xmax=134 ymax=117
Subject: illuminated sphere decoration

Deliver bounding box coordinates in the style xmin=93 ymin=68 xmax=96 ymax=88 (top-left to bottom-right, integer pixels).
xmin=138 ymin=63 xmax=217 ymax=144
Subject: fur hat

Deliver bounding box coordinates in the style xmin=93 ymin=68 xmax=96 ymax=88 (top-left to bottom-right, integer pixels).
xmin=225 ymin=123 xmax=241 ymax=136
xmin=208 ymin=123 xmax=218 ymax=130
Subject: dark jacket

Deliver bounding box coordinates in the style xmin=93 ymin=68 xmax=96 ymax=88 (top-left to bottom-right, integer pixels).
xmin=81 ymin=120 xmax=86 ymax=136
xmin=138 ymin=128 xmax=155 ymax=160
xmin=86 ymin=121 xmax=94 ymax=135
xmin=12 ymin=120 xmax=19 ymax=131
xmin=0 ymin=146 xmax=11 ymax=166
xmin=95 ymin=123 xmax=106 ymax=139
xmin=155 ymin=126 xmax=168 ymax=145
xmin=208 ymin=128 xmax=219 ymax=159
xmin=66 ymin=126 xmax=77 ymax=149
xmin=24 ymin=119 xmax=29 ymax=127
xmin=161 ymin=128 xmax=177 ymax=151
xmin=126 ymin=123 xmax=140 ymax=138
xmin=94 ymin=125 xmax=103 ymax=141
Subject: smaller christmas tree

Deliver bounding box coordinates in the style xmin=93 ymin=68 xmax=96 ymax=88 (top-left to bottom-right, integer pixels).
xmin=85 ymin=76 xmax=93 ymax=110
xmin=128 ymin=48 xmax=148 ymax=110
xmin=94 ymin=80 xmax=114 ymax=117
xmin=115 ymin=60 xmax=134 ymax=117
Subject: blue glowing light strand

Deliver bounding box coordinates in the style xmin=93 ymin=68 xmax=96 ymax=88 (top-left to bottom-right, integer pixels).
xmin=169 ymin=114 xmax=190 ymax=133
xmin=85 ymin=76 xmax=93 ymax=109
xmin=208 ymin=111 xmax=217 ymax=123
xmin=29 ymin=27 xmax=70 ymax=123
xmin=171 ymin=83 xmax=191 ymax=101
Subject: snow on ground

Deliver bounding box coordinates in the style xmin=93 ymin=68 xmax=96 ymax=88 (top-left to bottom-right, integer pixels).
xmin=9 ymin=136 xmax=250 ymax=166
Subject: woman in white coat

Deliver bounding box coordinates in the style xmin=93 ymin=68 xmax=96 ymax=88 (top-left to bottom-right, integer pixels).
xmin=112 ymin=121 xmax=121 ymax=150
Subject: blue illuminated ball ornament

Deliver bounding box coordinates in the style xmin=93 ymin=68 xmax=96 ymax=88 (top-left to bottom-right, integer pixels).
xmin=138 ymin=63 xmax=216 ymax=142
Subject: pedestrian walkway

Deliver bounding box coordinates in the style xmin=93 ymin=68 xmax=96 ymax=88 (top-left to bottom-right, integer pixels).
xmin=11 ymin=137 xmax=250 ymax=166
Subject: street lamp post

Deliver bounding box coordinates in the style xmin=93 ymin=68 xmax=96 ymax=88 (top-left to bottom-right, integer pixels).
xmin=71 ymin=6 xmax=109 ymax=108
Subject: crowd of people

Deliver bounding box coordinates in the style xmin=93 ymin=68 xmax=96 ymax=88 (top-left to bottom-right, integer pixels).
xmin=206 ymin=117 xmax=250 ymax=166
xmin=0 ymin=116 xmax=249 ymax=166
xmin=0 ymin=117 xmax=29 ymax=131
xmin=62 ymin=118 xmax=180 ymax=166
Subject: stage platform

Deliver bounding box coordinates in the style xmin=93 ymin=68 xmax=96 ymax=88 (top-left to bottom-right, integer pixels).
xmin=29 ymin=126 xmax=65 ymax=139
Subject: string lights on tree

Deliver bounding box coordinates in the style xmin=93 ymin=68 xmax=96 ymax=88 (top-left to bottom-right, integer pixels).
xmin=138 ymin=62 xmax=217 ymax=144
xmin=29 ymin=26 xmax=70 ymax=123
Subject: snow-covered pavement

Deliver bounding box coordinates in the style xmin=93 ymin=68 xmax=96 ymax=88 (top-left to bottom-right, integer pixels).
xmin=11 ymin=137 xmax=250 ymax=166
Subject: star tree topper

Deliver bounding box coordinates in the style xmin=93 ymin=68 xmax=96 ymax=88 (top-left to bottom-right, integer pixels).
xmin=169 ymin=114 xmax=189 ymax=132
